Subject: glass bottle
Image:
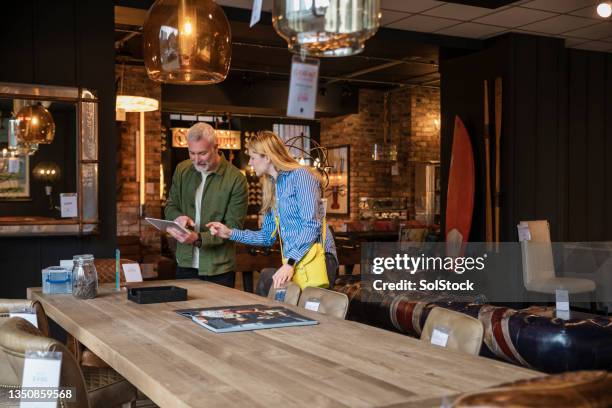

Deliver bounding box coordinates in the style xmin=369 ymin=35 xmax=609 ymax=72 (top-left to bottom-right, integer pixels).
xmin=72 ymin=254 xmax=98 ymax=299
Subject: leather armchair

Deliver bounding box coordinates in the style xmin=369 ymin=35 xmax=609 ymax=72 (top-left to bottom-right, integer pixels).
xmin=0 ymin=299 xmax=49 ymax=337
xmin=0 ymin=317 xmax=137 ymax=408
xmin=420 ymin=306 xmax=484 ymax=356
xmin=298 ymin=287 xmax=349 ymax=319
xmin=267 ymin=282 xmax=301 ymax=306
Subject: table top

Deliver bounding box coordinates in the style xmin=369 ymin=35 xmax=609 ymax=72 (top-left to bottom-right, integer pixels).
xmin=29 ymin=280 xmax=540 ymax=408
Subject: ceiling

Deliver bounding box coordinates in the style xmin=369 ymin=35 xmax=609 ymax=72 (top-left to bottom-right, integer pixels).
xmin=114 ymin=0 xmax=612 ymax=92
xmin=215 ymin=0 xmax=612 ymax=52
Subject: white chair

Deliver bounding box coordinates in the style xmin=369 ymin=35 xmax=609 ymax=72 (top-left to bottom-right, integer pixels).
xmin=519 ymin=220 xmax=596 ymax=301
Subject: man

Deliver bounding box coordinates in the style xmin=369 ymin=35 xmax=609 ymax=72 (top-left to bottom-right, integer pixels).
xmin=165 ymin=123 xmax=247 ymax=287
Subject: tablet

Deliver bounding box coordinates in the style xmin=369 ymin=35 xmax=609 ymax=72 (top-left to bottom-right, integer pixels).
xmin=145 ymin=217 xmax=191 ymax=235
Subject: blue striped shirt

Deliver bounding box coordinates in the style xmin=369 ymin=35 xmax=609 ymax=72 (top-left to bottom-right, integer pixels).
xmin=230 ymin=167 xmax=337 ymax=263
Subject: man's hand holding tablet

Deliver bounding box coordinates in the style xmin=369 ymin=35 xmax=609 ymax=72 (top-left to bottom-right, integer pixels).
xmin=145 ymin=217 xmax=199 ymax=245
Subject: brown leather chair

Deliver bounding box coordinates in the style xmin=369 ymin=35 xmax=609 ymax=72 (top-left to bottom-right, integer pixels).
xmin=420 ymin=306 xmax=484 ymax=355
xmin=298 ymin=287 xmax=349 ymax=319
xmin=0 ymin=317 xmax=137 ymax=408
xmin=0 ymin=299 xmax=50 ymax=337
xmin=94 ymin=258 xmax=139 ymax=284
xmin=452 ymin=370 xmax=612 ymax=407
xmin=267 ymin=282 xmax=301 ymax=306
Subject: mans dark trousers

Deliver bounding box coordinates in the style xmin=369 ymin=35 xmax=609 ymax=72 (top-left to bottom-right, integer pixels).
xmin=176 ymin=266 xmax=235 ymax=288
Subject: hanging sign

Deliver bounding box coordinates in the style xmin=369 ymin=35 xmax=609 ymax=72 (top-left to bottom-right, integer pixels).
xmin=287 ymin=55 xmax=320 ymax=119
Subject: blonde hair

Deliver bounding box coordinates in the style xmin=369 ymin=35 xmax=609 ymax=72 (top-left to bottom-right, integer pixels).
xmin=248 ymin=131 xmax=322 ymax=214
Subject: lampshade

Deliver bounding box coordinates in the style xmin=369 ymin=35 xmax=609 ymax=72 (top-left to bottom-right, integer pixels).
xmin=116 ymin=95 xmax=159 ymax=113
xmin=15 ymin=104 xmax=55 ymax=145
xmin=143 ymin=0 xmax=232 ymax=84
xmin=272 ymin=0 xmax=381 ymax=57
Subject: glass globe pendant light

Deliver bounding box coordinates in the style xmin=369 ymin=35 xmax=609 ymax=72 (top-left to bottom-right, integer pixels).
xmin=272 ymin=0 xmax=381 ymax=57
xmin=143 ymin=0 xmax=232 ymax=84
xmin=15 ymin=103 xmax=55 ymax=145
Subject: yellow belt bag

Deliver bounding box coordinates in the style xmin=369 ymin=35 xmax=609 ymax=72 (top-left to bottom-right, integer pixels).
xmin=272 ymin=210 xmax=329 ymax=289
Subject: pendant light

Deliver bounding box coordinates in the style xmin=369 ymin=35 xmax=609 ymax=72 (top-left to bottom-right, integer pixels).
xmin=14 ymin=103 xmax=56 ymax=156
xmin=116 ymin=65 xmax=159 ymax=114
xmin=143 ymin=0 xmax=232 ymax=84
xmin=272 ymin=0 xmax=381 ymax=57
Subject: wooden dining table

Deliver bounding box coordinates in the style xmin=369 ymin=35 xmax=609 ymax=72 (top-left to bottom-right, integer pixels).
xmin=28 ymin=280 xmax=541 ymax=408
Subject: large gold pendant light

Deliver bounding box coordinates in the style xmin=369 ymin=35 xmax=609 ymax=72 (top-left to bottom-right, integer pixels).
xmin=15 ymin=103 xmax=55 ymax=152
xmin=143 ymin=0 xmax=232 ymax=84
xmin=273 ymin=0 xmax=381 ymax=57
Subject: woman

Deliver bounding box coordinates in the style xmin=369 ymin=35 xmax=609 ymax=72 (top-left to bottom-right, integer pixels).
xmin=207 ymin=131 xmax=337 ymax=291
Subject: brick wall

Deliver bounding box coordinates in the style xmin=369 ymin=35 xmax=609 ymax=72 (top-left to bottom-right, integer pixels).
xmin=320 ymin=86 xmax=440 ymax=228
xmin=116 ymin=65 xmax=162 ymax=256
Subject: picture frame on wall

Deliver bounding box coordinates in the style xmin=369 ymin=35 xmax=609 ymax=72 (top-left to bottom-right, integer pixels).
xmin=325 ymin=145 xmax=349 ymax=215
xmin=0 ymin=155 xmax=30 ymax=200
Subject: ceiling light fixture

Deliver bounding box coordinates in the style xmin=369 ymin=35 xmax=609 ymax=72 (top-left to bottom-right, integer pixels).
xmin=143 ymin=0 xmax=232 ymax=84
xmin=597 ymin=2 xmax=612 ymax=18
xmin=273 ymin=0 xmax=381 ymax=57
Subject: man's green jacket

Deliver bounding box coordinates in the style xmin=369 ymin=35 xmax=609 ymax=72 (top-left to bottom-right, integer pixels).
xmin=165 ymin=155 xmax=247 ymax=275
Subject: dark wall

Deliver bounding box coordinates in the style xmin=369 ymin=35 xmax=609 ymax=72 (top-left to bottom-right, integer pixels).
xmin=0 ymin=0 xmax=116 ymax=297
xmin=162 ymin=75 xmax=359 ymax=118
xmin=441 ymin=32 xmax=612 ymax=243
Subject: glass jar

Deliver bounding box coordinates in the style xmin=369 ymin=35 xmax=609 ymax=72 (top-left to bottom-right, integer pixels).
xmin=72 ymin=254 xmax=98 ymax=299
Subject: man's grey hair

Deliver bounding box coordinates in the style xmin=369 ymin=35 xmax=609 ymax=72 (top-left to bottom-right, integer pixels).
xmin=187 ymin=122 xmax=217 ymax=145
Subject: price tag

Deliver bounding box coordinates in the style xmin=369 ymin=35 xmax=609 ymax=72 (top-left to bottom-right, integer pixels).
xmin=430 ymin=327 xmax=450 ymax=347
xmin=122 ymin=263 xmax=143 ymax=283
xmin=9 ymin=312 xmax=38 ymax=328
xmin=60 ymin=193 xmax=78 ymax=218
xmin=555 ymin=288 xmax=570 ymax=312
xmin=21 ymin=351 xmax=62 ymax=408
xmin=250 ymin=0 xmax=262 ymax=27
xmin=517 ymin=223 xmax=531 ymax=242
xmin=556 ymin=309 xmax=571 ymax=321
xmin=287 ymin=55 xmax=320 ymax=119
xmin=304 ymin=298 xmax=321 ymax=312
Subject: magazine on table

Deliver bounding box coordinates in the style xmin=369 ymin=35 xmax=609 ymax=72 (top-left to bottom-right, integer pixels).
xmin=175 ymin=304 xmax=318 ymax=333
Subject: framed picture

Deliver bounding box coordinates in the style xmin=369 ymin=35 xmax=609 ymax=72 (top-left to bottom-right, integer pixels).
xmin=324 ymin=145 xmax=349 ymax=215
xmin=0 ymin=155 xmax=30 ymax=199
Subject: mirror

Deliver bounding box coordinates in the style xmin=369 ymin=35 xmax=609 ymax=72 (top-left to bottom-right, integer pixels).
xmin=0 ymin=83 xmax=99 ymax=236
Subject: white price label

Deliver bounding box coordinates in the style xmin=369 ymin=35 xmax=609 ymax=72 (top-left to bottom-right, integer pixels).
xmin=287 ymin=56 xmax=320 ymax=119
xmin=60 ymin=193 xmax=78 ymax=218
xmin=517 ymin=224 xmax=531 ymax=242
xmin=556 ymin=309 xmax=570 ymax=321
xmin=555 ymin=288 xmax=570 ymax=312
xmin=431 ymin=328 xmax=449 ymax=347
xmin=122 ymin=263 xmax=143 ymax=283
xmin=304 ymin=299 xmax=321 ymax=312
xmin=21 ymin=352 xmax=62 ymax=408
